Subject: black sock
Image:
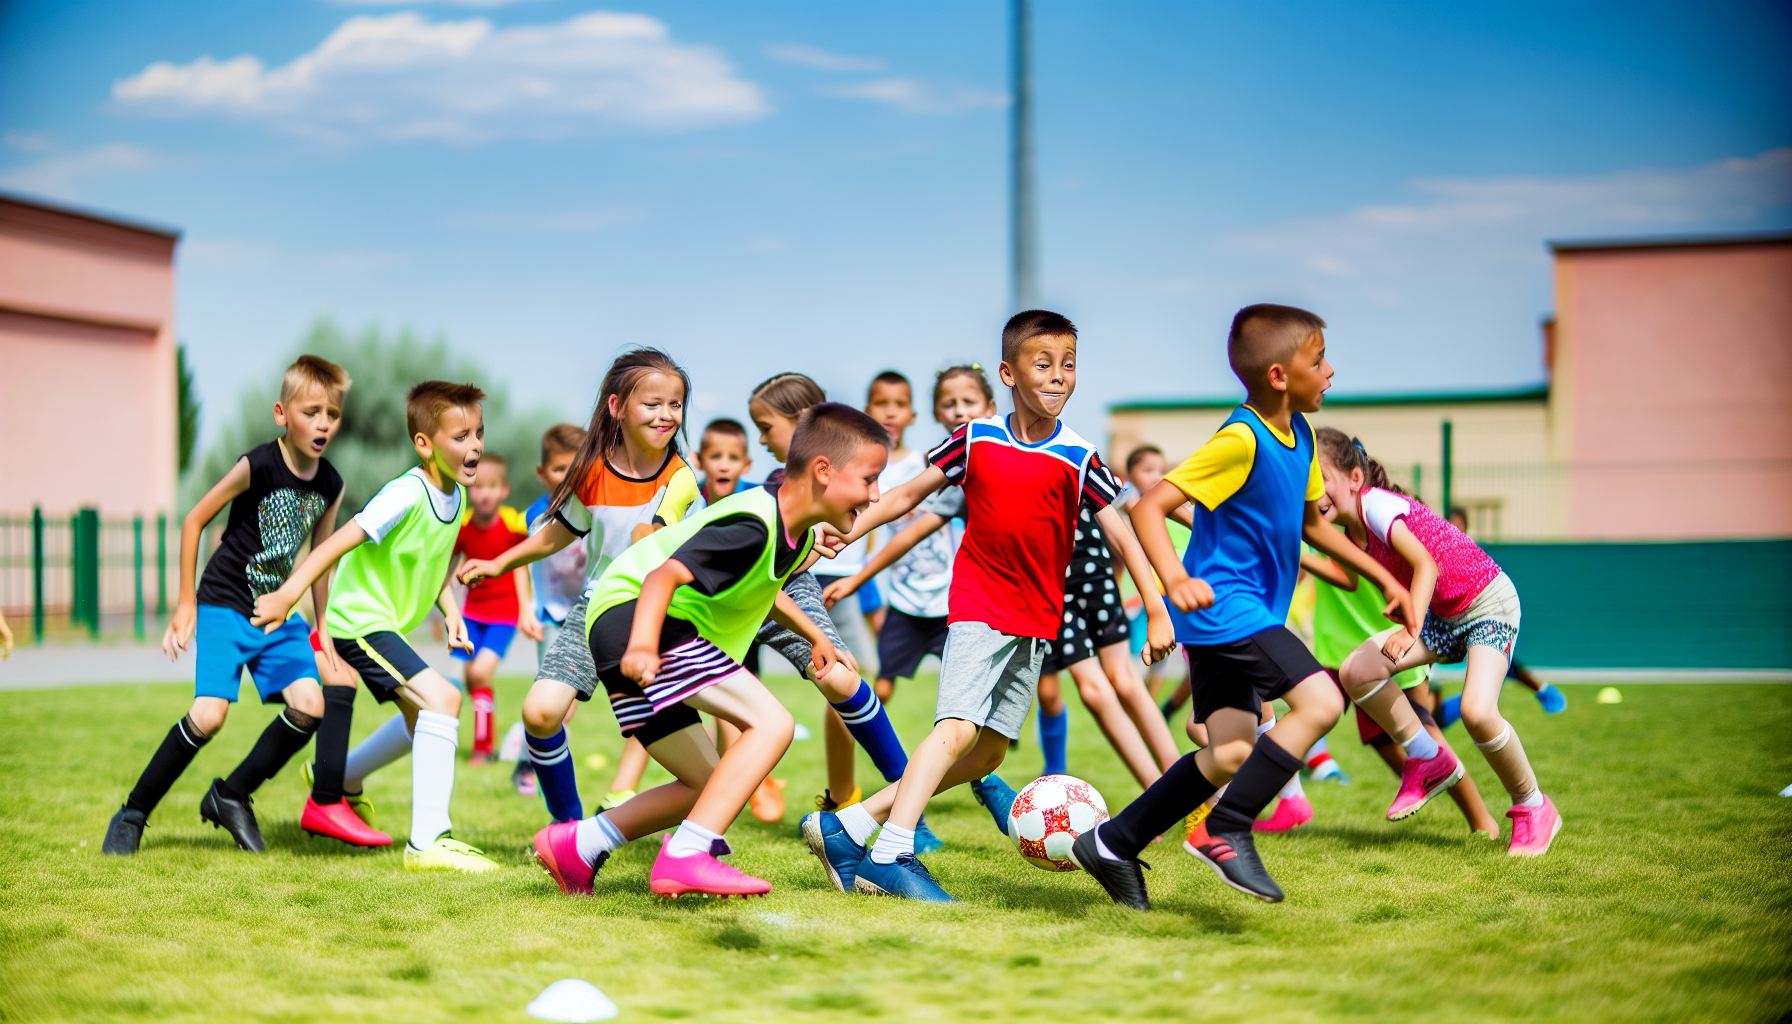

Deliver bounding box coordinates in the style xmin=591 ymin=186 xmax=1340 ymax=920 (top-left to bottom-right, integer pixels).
xmin=1207 ymin=736 xmax=1305 ymax=834
xmin=125 ymin=716 xmax=210 ymax=815
xmin=223 ymin=707 xmax=320 ymax=800
xmin=310 ymin=686 xmax=357 ymax=804
xmin=1099 ymin=751 xmax=1220 ymax=860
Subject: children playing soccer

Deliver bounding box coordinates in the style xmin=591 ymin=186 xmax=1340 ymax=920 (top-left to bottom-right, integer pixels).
xmin=1321 ymin=433 xmax=1563 ymax=856
xmin=801 ymin=310 xmax=1178 ymax=902
xmin=452 ymin=454 xmax=541 ymax=763
xmin=104 ymin=355 xmax=349 ymax=856
xmin=1076 ymin=304 xmax=1417 ymax=909
xmin=255 ymin=380 xmax=499 ymax=872
xmin=530 ymin=403 xmax=890 ymax=897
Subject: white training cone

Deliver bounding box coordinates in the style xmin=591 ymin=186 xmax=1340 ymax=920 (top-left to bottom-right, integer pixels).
xmin=527 ymin=979 xmax=618 ymax=1022
xmin=792 ymin=723 xmax=813 ymax=741
xmin=1779 ymin=783 xmax=1792 ymax=798
xmin=499 ymin=722 xmax=526 ymax=763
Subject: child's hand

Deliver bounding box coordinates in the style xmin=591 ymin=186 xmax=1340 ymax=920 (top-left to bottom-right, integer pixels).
xmin=251 ymin=589 xmax=296 ymax=634
xmin=1380 ymin=628 xmax=1416 ymax=664
xmin=162 ymin=600 xmax=198 ymax=660
xmin=810 ymin=637 xmax=842 ymax=681
xmin=445 ymin=615 xmax=474 ymax=655
xmin=456 ymin=558 xmax=501 ymax=586
xmin=519 ymin=612 xmax=544 ymax=643
xmin=820 ymin=577 xmax=858 ymax=609
xmin=621 ymin=645 xmax=660 ymax=685
xmin=313 ymin=622 xmax=348 ymax=680
xmin=1165 ymin=576 xmax=1215 ymax=615
xmin=1142 ymin=610 xmax=1178 ymax=667
xmin=1382 ymin=586 xmax=1419 ymax=632
xmin=812 ymin=524 xmax=848 ymax=559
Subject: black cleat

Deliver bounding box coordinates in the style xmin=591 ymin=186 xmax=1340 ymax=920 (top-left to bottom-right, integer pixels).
xmin=1070 ymin=829 xmax=1151 ymax=911
xmin=103 ymin=806 xmax=147 ymax=855
xmin=200 ymin=778 xmax=265 ymax=853
xmin=1186 ymin=828 xmax=1283 ymax=903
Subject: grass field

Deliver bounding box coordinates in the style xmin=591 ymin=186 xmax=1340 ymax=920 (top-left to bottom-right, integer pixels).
xmin=2 ymin=675 xmax=1789 ymax=1023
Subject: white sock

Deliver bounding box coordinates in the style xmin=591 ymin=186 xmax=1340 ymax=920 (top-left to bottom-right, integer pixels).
xmin=344 ymin=713 xmax=413 ymax=792
xmin=665 ymin=819 xmax=725 ymax=858
xmin=1401 ymin=727 xmax=1441 ymax=761
xmin=835 ymin=803 xmax=879 ymax=847
xmin=575 ymin=813 xmax=626 ymax=863
xmin=409 ymin=710 xmax=458 ymax=848
xmin=1257 ymin=715 xmax=1276 ymax=738
xmin=1517 ymin=790 xmax=1546 ymax=808
xmin=1094 ymin=822 xmax=1122 ymax=862
xmin=1278 ymin=772 xmax=1306 ymax=801
xmin=869 ymin=821 xmax=915 ymax=864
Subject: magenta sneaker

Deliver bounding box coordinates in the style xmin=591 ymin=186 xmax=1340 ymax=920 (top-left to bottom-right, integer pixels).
xmin=1253 ymin=794 xmax=1314 ymax=833
xmin=533 ymin=821 xmax=598 ymax=896
xmin=1387 ymin=746 xmax=1464 ymax=820
xmin=649 ymin=835 xmax=771 ymax=898
xmin=1505 ymin=796 xmax=1562 ymax=857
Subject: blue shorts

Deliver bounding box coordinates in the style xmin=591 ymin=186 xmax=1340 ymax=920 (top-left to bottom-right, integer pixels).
xmin=452 ymin=618 xmax=518 ymax=662
xmin=194 ymin=604 xmax=318 ymax=704
xmin=857 ymin=577 xmax=885 ymax=616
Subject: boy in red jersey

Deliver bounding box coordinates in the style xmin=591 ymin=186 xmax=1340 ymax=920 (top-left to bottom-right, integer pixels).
xmin=453 ymin=454 xmax=542 ymax=761
xmin=799 ymin=310 xmax=1178 ymax=901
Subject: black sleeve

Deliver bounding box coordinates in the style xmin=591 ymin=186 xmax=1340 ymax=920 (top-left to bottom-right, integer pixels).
xmin=668 ymin=514 xmax=770 ymax=596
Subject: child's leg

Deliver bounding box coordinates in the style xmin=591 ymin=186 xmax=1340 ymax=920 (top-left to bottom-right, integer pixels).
xmin=1036 ymin=672 xmax=1069 ymax=777
xmin=824 ymin=709 xmax=856 ymax=799
xmin=1460 ymin=645 xmax=1542 ymax=806
xmin=522 ymin=678 xmax=584 ymax=822
xmin=1338 ymin=634 xmax=1442 ymax=762
xmin=1065 ymin=658 xmax=1160 ymax=788
xmin=1206 ymin=672 xmax=1343 ymax=836
xmin=1097 ymin=706 xmax=1255 ymax=860
xmin=607 ymin=738 xmax=650 ymax=799
xmin=344 ymin=713 xmax=413 ymax=793
xmin=1162 ymin=675 xmax=1192 ymax=719
xmin=1099 ymin=643 xmax=1181 ymax=773
xmin=675 ymin=670 xmax=796 ymax=837
xmin=393 ymin=668 xmax=463 ymax=849
xmin=125 ymin=695 xmax=229 ymax=818
xmin=873 ymin=677 xmax=895 ymax=702
xmin=222 ymin=679 xmax=323 ymax=800
xmin=311 ymin=642 xmax=364 ymax=805
xmin=467 ymin=647 xmax=502 ymax=759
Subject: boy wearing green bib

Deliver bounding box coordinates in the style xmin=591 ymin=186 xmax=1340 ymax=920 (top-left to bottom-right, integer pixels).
xmin=531 ymin=403 xmax=891 ymax=899
xmin=255 ymin=381 xmax=499 ymax=872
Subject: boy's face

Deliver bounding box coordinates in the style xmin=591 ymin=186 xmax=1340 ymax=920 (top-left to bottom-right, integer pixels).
xmin=698 ymin=433 xmax=751 ymax=498
xmin=812 ymin=441 xmax=889 ymax=534
xmin=1000 ymin=334 xmax=1076 ymax=421
xmin=469 ymin=462 xmax=510 ymax=517
xmin=866 ymin=381 xmax=916 ymax=445
xmin=417 ymin=404 xmax=485 ymax=487
xmin=1281 ymin=330 xmax=1333 ymax=413
xmin=273 ymin=385 xmax=343 ymax=460
xmin=537 ymin=448 xmax=576 ymax=490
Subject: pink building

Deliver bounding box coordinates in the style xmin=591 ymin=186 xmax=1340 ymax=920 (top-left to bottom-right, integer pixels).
xmin=0 ymin=194 xmax=180 ymax=517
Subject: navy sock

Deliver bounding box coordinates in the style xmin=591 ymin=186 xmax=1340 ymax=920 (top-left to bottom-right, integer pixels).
xmin=1207 ymin=737 xmax=1305 ymax=834
xmin=1038 ymin=706 xmax=1068 ymax=777
xmin=831 ymin=681 xmax=908 ymax=783
xmin=126 ymin=716 xmax=210 ymax=815
xmin=1099 ymin=751 xmax=1219 ymax=860
xmin=527 ymin=728 xmax=584 ymax=822
xmin=310 ymin=686 xmax=357 ymax=804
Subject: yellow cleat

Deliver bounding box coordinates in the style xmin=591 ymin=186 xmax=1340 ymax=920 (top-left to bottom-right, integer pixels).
xmin=813 ymin=786 xmax=863 ymax=813
xmin=300 ymin=761 xmax=377 ymax=830
xmin=404 ymin=834 xmax=501 ymax=872
xmin=599 ymin=789 xmax=637 ymax=811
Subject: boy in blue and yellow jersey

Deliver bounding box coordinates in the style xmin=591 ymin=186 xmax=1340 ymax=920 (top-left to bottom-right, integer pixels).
xmin=1072 ymin=304 xmax=1417 ymax=909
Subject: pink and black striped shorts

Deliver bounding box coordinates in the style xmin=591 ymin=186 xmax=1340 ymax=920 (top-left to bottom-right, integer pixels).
xmin=602 ymin=636 xmax=748 ymax=741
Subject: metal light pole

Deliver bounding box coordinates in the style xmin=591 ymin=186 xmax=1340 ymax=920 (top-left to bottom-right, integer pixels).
xmin=1010 ymin=0 xmax=1039 ymax=312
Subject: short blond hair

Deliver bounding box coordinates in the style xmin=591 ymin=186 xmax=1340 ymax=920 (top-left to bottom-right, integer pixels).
xmin=281 ymin=354 xmax=351 ymax=404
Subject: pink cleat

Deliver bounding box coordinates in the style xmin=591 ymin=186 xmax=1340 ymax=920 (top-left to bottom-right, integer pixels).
xmin=1253 ymin=794 xmax=1314 ymax=833
xmin=649 ymin=835 xmax=771 ymax=898
xmin=1505 ymin=796 xmax=1563 ymax=857
xmin=1387 ymin=746 xmax=1464 ymax=820
xmin=533 ymin=821 xmax=598 ymax=896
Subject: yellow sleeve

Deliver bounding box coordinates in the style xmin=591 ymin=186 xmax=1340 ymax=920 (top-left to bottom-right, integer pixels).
xmin=498 ymin=505 xmax=529 ymax=535
xmin=657 ymin=465 xmax=701 ymax=525
xmin=1164 ymin=423 xmax=1256 ymax=511
xmin=1306 ymin=451 xmax=1324 ymax=502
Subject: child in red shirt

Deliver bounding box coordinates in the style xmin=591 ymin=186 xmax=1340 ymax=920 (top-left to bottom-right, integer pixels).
xmin=453 ymin=454 xmax=541 ymax=761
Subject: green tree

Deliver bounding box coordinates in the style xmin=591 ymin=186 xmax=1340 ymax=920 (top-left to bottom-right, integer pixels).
xmin=177 ymin=343 xmax=200 ymax=474
xmin=182 ymin=319 xmax=564 ymax=516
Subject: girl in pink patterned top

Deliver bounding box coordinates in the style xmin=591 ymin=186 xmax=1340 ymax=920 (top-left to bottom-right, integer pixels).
xmin=1315 ymin=428 xmax=1561 ymax=859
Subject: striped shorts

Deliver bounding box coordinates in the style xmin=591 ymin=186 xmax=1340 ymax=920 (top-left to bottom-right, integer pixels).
xmin=603 ymin=636 xmax=748 ymax=741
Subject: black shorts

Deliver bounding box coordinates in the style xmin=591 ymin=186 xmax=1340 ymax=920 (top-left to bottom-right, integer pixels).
xmin=1041 ymin=572 xmax=1131 ymax=675
xmin=1186 ymin=625 xmax=1325 ymax=723
xmin=586 ymin=601 xmax=708 ymax=747
xmin=876 ymin=609 xmax=949 ymax=681
xmin=332 ymin=632 xmax=429 ymax=704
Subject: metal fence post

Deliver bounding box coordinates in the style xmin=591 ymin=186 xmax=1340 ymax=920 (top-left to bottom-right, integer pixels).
xmin=1440 ymin=420 xmax=1454 ymax=518
xmin=1412 ymin=463 xmax=1423 ymax=505
xmin=68 ymin=513 xmax=80 ymax=628
xmin=133 ymin=515 xmax=145 ymax=639
xmin=31 ymin=506 xmax=44 ymax=645
xmin=156 ymin=512 xmax=167 ymax=616
xmin=77 ymin=508 xmax=99 ymax=638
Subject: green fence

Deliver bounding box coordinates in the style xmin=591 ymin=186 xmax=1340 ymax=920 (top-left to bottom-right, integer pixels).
xmin=1485 ymin=539 xmax=1792 ymax=670
xmin=0 ymin=509 xmax=176 ymax=642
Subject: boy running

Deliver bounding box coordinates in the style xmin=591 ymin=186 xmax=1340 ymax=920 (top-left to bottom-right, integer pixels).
xmin=453 ymin=453 xmax=541 ymax=763
xmin=255 ymin=381 xmax=499 ymax=872
xmin=104 ymin=356 xmax=349 ymax=855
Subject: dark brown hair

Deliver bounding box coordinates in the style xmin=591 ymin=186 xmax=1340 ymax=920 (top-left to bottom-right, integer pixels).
xmin=1315 ymin=426 xmax=1403 ymax=496
xmin=701 ymin=418 xmax=749 ymax=445
xmin=932 ymin=364 xmax=994 ymax=414
xmin=787 ymin=402 xmax=889 ymax=475
xmin=282 ymin=354 xmax=352 ymax=404
xmin=1227 ymin=303 xmax=1326 ymax=387
xmin=1125 ymin=444 xmax=1164 ymax=475
xmin=749 ymin=372 xmax=827 ymax=419
xmin=406 ymin=381 xmax=486 ymax=440
xmin=1001 ymin=310 xmax=1077 ymax=366
xmin=550 ymin=348 xmax=690 ymax=516
xmin=868 ymin=370 xmax=911 ymax=401
xmin=539 ymin=423 xmax=586 ymax=464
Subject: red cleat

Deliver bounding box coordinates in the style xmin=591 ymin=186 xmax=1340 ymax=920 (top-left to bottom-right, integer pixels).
xmin=301 ymin=796 xmax=393 ymax=847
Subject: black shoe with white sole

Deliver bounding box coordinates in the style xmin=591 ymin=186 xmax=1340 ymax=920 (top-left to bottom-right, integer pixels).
xmin=200 ymin=778 xmax=265 ymax=852
xmin=1070 ymin=830 xmax=1151 ymax=911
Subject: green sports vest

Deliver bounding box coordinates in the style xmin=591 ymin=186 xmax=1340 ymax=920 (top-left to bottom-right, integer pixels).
xmin=586 ymin=486 xmax=813 ymax=662
xmin=326 ymin=470 xmax=464 ymax=638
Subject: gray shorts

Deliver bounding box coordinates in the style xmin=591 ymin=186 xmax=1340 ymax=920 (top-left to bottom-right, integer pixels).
xmin=539 ymin=593 xmax=599 ymax=698
xmin=754 ymin=571 xmax=848 ymax=680
xmin=934 ymin=621 xmax=1045 ymax=740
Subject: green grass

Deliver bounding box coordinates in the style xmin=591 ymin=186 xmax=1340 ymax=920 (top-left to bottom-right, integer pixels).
xmin=2 ymin=676 xmax=1789 ymax=1023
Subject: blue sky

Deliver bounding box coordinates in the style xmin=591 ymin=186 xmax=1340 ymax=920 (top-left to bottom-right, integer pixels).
xmin=3 ymin=0 xmax=1788 ymax=465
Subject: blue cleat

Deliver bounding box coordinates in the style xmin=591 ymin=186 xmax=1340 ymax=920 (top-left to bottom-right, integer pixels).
xmin=1438 ymin=694 xmax=1462 ymax=730
xmin=800 ymin=811 xmax=866 ymax=893
xmin=914 ymin=814 xmax=944 ymax=855
xmin=970 ymin=775 xmax=1018 ymax=836
xmin=854 ymin=853 xmax=955 ymax=902
xmin=1535 ymin=684 xmax=1567 ymax=714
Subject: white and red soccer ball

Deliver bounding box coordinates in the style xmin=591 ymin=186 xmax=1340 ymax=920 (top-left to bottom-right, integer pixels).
xmin=1007 ymin=774 xmax=1109 ymax=872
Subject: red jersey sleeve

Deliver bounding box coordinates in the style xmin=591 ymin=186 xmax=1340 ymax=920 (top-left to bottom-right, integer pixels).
xmin=927 ymin=425 xmax=971 ymax=483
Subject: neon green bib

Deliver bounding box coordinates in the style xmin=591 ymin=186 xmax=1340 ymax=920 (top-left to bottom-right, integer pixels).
xmin=587 ymin=487 xmax=813 ymax=662
xmin=327 ymin=471 xmax=463 ymax=638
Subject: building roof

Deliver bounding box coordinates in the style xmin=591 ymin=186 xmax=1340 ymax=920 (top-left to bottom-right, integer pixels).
xmin=1548 ymin=232 xmax=1792 ymax=255
xmin=1109 ymin=385 xmax=1549 ymax=414
xmin=0 ymin=190 xmax=181 ymax=241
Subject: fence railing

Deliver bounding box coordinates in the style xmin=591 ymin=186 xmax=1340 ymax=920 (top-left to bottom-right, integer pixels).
xmin=0 ymin=509 xmax=178 ymax=642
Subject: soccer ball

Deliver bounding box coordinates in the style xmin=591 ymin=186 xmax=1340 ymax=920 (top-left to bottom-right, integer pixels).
xmin=1007 ymin=774 xmax=1109 ymax=872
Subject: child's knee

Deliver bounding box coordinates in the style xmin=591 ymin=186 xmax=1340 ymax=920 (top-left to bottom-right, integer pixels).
xmin=815 ymin=661 xmax=860 ymax=702
xmin=933 ymin=717 xmax=979 ymax=754
xmin=522 ymin=689 xmax=569 ymax=735
xmin=1211 ymin=737 xmax=1254 ymax=775
xmin=756 ymin=703 xmax=797 ymax=748
xmin=1302 ymin=681 xmax=1346 ymax=722
xmin=285 ymin=680 xmax=325 ymax=718
xmin=188 ymin=699 xmax=228 ymax=736
xmin=1461 ymin=705 xmax=1504 ymax=741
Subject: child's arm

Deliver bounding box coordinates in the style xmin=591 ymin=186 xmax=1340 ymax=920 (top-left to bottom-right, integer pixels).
xmin=1300 ymin=551 xmax=1356 ymax=590
xmin=1131 ymin=479 xmax=1215 ymax=617
xmin=1300 ymin=501 xmax=1417 ymax=641
xmin=305 ymin=491 xmax=346 ymax=672
xmin=436 ymin=580 xmax=474 ymax=655
xmin=514 ymin=565 xmax=543 ymax=642
xmin=769 ymin=589 xmax=849 ymax=679
xmin=829 ymin=465 xmax=949 ymax=549
xmin=1094 ymin=504 xmax=1179 ymax=665
xmin=619 ymin=559 xmax=695 ymax=685
xmin=821 ymin=512 xmax=948 ymax=608
xmin=163 ymin=457 xmax=253 ymax=659
xmin=252 ymin=523 xmax=369 ymax=633
xmin=457 ymin=518 xmax=578 ymax=585
xmin=1379 ymin=520 xmax=1438 ymax=661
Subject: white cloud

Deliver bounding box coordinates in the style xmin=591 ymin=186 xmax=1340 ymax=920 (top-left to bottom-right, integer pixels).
xmin=452 ymin=206 xmax=647 ymax=232
xmin=820 ymin=76 xmax=1007 ymax=115
xmin=3 ymin=131 xmax=54 ymax=153
xmin=766 ymin=43 xmax=885 ymax=73
xmin=111 ymin=10 xmax=769 ymax=144
xmin=0 ymin=143 xmax=157 ymax=197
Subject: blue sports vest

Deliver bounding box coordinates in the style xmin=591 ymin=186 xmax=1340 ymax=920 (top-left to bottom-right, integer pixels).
xmin=1174 ymin=407 xmax=1314 ymax=646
